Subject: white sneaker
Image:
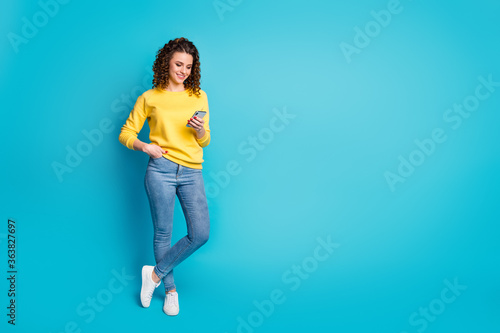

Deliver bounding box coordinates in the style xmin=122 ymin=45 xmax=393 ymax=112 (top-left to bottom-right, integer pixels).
xmin=140 ymin=265 xmax=160 ymax=308
xmin=163 ymin=291 xmax=179 ymax=316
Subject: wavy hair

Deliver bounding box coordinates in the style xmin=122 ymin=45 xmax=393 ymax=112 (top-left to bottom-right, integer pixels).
xmin=152 ymin=37 xmax=201 ymax=97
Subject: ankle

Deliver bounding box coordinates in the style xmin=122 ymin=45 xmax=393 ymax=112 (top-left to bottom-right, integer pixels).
xmin=151 ymin=270 xmax=160 ymax=283
xmin=167 ymin=288 xmax=176 ymax=294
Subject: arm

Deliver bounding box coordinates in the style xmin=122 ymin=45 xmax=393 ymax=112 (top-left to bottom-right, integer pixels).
xmin=132 ymin=138 xmax=166 ymax=158
xmin=118 ymin=93 xmax=167 ymax=158
xmin=192 ymin=92 xmax=211 ymax=147
xmin=188 ymin=112 xmax=210 ymax=147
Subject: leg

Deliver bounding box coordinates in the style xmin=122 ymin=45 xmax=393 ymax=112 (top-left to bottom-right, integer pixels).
xmin=144 ymin=157 xmax=177 ymax=292
xmin=153 ymin=164 xmax=210 ymax=280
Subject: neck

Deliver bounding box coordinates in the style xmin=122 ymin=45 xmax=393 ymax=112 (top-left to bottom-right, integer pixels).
xmin=164 ymin=82 xmax=185 ymax=92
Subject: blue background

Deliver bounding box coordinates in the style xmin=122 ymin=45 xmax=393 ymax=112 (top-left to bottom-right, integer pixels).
xmin=1 ymin=0 xmax=499 ymax=332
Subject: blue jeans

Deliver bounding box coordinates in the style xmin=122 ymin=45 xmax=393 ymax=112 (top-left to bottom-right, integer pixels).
xmin=144 ymin=156 xmax=210 ymax=293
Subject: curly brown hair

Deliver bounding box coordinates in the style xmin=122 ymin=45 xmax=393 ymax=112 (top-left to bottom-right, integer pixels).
xmin=152 ymin=37 xmax=201 ymax=97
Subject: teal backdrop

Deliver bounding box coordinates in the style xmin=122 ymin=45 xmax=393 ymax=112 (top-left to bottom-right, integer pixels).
xmin=1 ymin=0 xmax=499 ymax=332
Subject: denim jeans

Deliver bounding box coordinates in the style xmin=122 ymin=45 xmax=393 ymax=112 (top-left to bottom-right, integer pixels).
xmin=144 ymin=156 xmax=210 ymax=293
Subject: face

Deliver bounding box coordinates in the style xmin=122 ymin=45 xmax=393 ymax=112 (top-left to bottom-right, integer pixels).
xmin=168 ymin=51 xmax=193 ymax=85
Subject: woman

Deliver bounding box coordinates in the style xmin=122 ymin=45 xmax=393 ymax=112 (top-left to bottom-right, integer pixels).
xmin=118 ymin=37 xmax=211 ymax=316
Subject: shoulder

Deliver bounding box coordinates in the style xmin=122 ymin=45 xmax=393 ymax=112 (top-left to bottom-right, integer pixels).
xmin=198 ymin=89 xmax=208 ymax=99
xmin=143 ymin=88 xmax=160 ymax=99
xmin=136 ymin=88 xmax=164 ymax=104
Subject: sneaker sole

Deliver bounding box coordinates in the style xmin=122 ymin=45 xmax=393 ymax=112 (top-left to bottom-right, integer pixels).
xmin=163 ymin=307 xmax=179 ymax=316
xmin=140 ymin=266 xmax=152 ymax=308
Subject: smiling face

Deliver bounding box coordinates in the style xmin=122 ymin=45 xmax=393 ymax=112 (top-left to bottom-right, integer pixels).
xmin=168 ymin=52 xmax=193 ymax=86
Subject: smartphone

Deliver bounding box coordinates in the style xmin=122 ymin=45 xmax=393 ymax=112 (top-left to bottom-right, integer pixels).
xmin=186 ymin=111 xmax=207 ymax=127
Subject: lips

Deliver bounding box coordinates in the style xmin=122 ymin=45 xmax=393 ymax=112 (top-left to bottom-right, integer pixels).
xmin=176 ymin=73 xmax=185 ymax=79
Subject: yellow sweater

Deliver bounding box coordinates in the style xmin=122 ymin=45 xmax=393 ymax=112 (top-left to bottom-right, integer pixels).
xmin=118 ymin=87 xmax=211 ymax=169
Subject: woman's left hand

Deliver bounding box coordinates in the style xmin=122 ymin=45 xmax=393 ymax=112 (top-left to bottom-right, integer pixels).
xmin=187 ymin=116 xmax=205 ymax=132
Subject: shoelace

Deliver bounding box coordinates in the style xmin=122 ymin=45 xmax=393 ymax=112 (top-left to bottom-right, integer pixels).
xmin=166 ymin=292 xmax=178 ymax=307
xmin=146 ymin=280 xmax=158 ymax=299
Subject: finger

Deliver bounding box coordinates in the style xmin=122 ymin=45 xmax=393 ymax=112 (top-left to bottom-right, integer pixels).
xmin=190 ymin=120 xmax=202 ymax=129
xmin=194 ymin=116 xmax=204 ymax=125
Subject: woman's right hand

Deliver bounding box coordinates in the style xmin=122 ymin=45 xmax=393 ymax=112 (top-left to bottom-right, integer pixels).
xmin=143 ymin=143 xmax=168 ymax=159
